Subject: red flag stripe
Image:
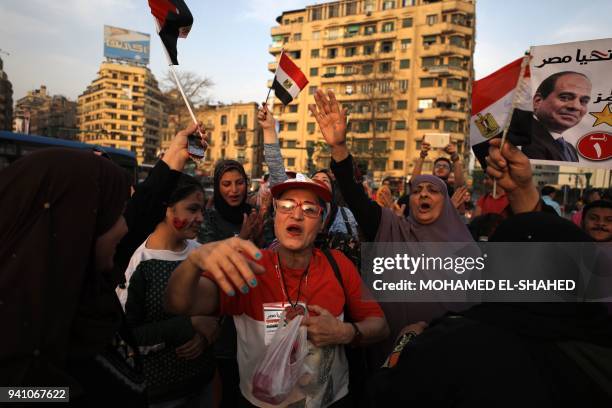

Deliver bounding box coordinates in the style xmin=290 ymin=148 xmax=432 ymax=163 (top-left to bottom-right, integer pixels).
xmin=472 ymin=57 xmax=530 ymax=114
xmin=278 ymin=53 xmax=308 ymax=90
xmin=148 ymin=0 xmax=177 ymax=26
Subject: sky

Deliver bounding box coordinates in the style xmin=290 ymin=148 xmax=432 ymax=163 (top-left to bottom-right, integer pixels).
xmin=1 ymin=0 xmax=612 ymax=104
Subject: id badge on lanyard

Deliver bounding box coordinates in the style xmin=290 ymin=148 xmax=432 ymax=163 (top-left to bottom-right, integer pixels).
xmin=262 ymin=301 xmax=307 ymax=346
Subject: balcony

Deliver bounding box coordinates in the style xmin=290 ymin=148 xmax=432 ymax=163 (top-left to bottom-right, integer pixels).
xmin=235 ymin=123 xmax=247 ymax=130
xmin=421 ymin=64 xmax=467 ymax=76
xmin=268 ymin=61 xmax=277 ymax=73
xmin=422 ymin=43 xmax=471 ymax=57
xmin=323 ymin=31 xmax=397 ymax=47
xmin=271 ymin=25 xmax=291 ymax=36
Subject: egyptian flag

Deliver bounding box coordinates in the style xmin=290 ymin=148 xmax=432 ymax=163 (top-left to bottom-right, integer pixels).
xmin=271 ymin=53 xmax=309 ymax=105
xmin=470 ymin=57 xmax=531 ymax=167
xmin=149 ymin=0 xmax=193 ymax=65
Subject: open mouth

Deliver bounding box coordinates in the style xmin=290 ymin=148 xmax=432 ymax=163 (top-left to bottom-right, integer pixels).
xmin=286 ymin=224 xmax=304 ymax=236
xmin=418 ymin=202 xmax=431 ymax=211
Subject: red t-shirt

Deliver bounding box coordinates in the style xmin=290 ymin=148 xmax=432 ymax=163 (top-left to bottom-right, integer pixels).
xmin=477 ymin=193 xmax=509 ymax=215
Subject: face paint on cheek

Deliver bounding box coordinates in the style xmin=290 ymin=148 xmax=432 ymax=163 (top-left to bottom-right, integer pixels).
xmin=173 ymin=217 xmax=189 ymax=229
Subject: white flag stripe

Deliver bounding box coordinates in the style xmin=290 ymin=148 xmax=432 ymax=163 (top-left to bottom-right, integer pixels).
xmin=275 ymin=64 xmax=301 ymax=99
xmin=469 ymin=89 xmax=514 ymax=145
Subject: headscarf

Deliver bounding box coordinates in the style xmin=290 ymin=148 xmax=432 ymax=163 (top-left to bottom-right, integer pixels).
xmin=213 ymin=160 xmax=251 ymax=225
xmin=0 ymin=148 xmax=130 ymax=385
xmin=312 ymin=169 xmax=338 ymax=232
xmin=375 ymin=174 xmax=473 ymax=242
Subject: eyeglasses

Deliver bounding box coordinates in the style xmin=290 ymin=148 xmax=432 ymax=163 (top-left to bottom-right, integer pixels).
xmin=434 ymin=163 xmax=450 ymax=170
xmin=274 ymin=198 xmax=322 ymax=218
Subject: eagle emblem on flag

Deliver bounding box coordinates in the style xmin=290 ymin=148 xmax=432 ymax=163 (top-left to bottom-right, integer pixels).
xmin=282 ymin=79 xmax=293 ymax=90
xmin=475 ymin=113 xmax=500 ymax=139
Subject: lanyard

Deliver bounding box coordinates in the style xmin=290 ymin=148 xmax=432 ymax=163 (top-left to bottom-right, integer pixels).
xmin=275 ymin=252 xmax=309 ymax=310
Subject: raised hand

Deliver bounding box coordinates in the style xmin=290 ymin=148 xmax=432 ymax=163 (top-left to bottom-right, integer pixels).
xmin=309 ymin=89 xmax=348 ymax=147
xmin=239 ymin=209 xmax=262 ymax=241
xmin=163 ymin=121 xmax=204 ymax=171
xmin=257 ymin=103 xmax=276 ymax=132
xmin=486 ymin=138 xmax=539 ymax=213
xmin=451 ymin=186 xmax=470 ymax=209
xmin=420 ymin=140 xmax=431 ymax=158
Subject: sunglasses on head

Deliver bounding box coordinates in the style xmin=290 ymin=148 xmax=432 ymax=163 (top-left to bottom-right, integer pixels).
xmin=274 ymin=198 xmax=322 ymax=218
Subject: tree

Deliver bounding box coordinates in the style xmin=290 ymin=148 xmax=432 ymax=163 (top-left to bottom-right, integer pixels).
xmin=161 ymin=70 xmax=214 ymax=128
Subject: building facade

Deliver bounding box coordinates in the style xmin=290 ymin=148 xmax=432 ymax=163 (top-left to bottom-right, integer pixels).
xmin=77 ymin=62 xmax=166 ymax=164
xmin=180 ymin=103 xmax=264 ymax=178
xmin=13 ymin=85 xmax=78 ymax=139
xmin=269 ymin=0 xmax=475 ymax=180
xmin=0 ymin=57 xmax=12 ymax=131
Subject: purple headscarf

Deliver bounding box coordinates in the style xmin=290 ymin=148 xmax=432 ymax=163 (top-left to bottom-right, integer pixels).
xmin=375 ymin=175 xmax=473 ymax=243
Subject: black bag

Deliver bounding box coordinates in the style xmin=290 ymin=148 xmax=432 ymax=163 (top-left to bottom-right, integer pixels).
xmin=321 ymin=248 xmax=368 ymax=408
xmin=317 ymin=208 xmax=362 ymax=269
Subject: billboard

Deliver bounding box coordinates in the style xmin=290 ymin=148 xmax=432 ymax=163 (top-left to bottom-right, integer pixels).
xmin=104 ymin=25 xmax=150 ymax=64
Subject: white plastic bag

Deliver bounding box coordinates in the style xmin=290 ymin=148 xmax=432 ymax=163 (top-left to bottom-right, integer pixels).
xmin=251 ymin=314 xmax=308 ymax=405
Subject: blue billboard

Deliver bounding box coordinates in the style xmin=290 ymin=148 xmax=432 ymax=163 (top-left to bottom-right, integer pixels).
xmin=104 ymin=25 xmax=150 ymax=64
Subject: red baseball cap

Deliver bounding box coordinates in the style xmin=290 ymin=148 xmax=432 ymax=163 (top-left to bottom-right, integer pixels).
xmin=270 ymin=173 xmax=332 ymax=202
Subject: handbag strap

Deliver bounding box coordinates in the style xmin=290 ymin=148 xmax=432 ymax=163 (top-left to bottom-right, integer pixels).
xmin=321 ymin=248 xmax=350 ymax=320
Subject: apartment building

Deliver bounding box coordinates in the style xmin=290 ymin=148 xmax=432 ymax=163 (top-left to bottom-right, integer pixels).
xmin=0 ymin=57 xmax=12 ymax=131
xmin=269 ymin=0 xmax=475 ymax=180
xmin=77 ymin=62 xmax=166 ymax=164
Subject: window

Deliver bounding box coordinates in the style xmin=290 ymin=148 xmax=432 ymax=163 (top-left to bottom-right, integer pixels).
xmin=447 ymin=78 xmax=464 ymax=90
xmin=345 ymin=85 xmax=354 ymax=95
xmin=373 ymin=159 xmax=386 ymax=171
xmin=346 ymin=24 xmax=359 ymax=36
xmin=364 ymin=0 xmax=375 ymax=13
xmin=289 ymin=51 xmax=301 ymax=59
xmin=395 ymin=120 xmax=406 ymax=130
xmin=357 ymin=121 xmax=370 ymax=133
xmin=383 ymin=1 xmax=395 ymax=10
xmin=399 ymin=59 xmax=410 ymax=69
xmin=362 ymin=64 xmax=373 ymax=75
xmin=450 ymin=35 xmax=467 ymax=48
xmin=381 ymin=41 xmax=393 ymax=53
xmin=328 ymin=3 xmax=339 ymax=18
xmin=288 ymin=105 xmax=298 ymax=113
xmin=312 ymin=30 xmax=320 ymax=40
xmin=379 ymin=61 xmax=392 ymax=73
xmin=344 ymin=65 xmax=356 ymax=74
xmin=376 ymin=121 xmax=389 ymax=133
xmin=398 ymin=79 xmax=408 ymax=92
xmin=287 ymin=158 xmax=296 ymax=167
xmin=311 ymin=7 xmax=322 ymax=20
xmin=287 ymin=122 xmax=298 ymax=131
xmin=342 ymin=103 xmax=353 ymax=112
xmin=449 ymin=56 xmax=463 ymax=67
xmin=325 ymin=66 xmax=337 ymax=76
xmin=444 ymin=120 xmax=458 ymax=132
xmin=394 ymin=140 xmax=405 ymax=150
xmin=307 ymin=122 xmax=316 ymax=133
xmin=220 ymin=115 xmax=227 ymax=125
xmin=397 ymin=100 xmax=408 ymax=109
xmin=311 ymin=49 xmax=320 ymax=58
xmin=354 ymin=139 xmax=369 ymax=152
xmin=417 ymin=120 xmax=437 ymax=129
xmin=393 ymin=160 xmax=404 ymax=170
xmin=426 ymin=14 xmax=438 ymax=25
xmin=379 ymin=81 xmax=392 ymax=93
xmin=422 ymin=56 xmax=437 ymax=67
xmin=418 ymin=98 xmax=434 ymax=109
xmin=400 ymin=38 xmax=412 ymax=50
xmin=327 ymin=48 xmax=338 ymax=59
xmin=420 ymin=78 xmax=435 ymax=87
xmin=451 ymin=13 xmax=468 ymax=26
xmin=377 ymin=101 xmax=389 ymax=112
xmin=345 ymin=46 xmax=357 ymax=57
xmin=310 ymin=67 xmax=319 ymax=76
xmin=357 ymin=102 xmax=370 ymax=113
xmin=382 ymin=22 xmax=394 ymax=32
xmin=363 ymin=43 xmax=375 ymax=55
xmin=294 ymin=33 xmax=302 ymax=41
xmin=346 ymin=1 xmax=358 ymax=15
xmin=402 ymin=17 xmax=413 ymax=28
xmin=423 ymin=35 xmax=436 ymax=46
xmin=374 ymin=140 xmax=388 ymax=152
xmin=364 ymin=25 xmax=376 ymax=35
xmin=309 ymin=86 xmax=318 ymax=95
xmin=327 ymin=28 xmax=340 ymax=40
xmin=285 ymin=140 xmax=297 ymax=148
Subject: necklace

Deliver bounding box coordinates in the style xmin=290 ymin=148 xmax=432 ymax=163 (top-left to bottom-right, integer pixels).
xmin=275 ymin=252 xmax=309 ymax=317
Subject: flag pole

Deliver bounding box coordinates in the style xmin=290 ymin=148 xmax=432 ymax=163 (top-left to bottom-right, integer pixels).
xmin=152 ymin=16 xmax=202 ymax=135
xmin=493 ymin=53 xmax=530 ymax=197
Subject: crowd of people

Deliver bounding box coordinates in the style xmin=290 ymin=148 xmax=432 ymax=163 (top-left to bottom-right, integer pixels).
xmin=1 ymin=88 xmax=611 ymax=407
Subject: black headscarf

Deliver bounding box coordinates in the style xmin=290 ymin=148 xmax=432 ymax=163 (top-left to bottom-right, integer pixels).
xmin=213 ymin=160 xmax=251 ymax=225
xmin=0 ymin=148 xmax=129 ymax=385
xmin=312 ymin=169 xmax=338 ymax=232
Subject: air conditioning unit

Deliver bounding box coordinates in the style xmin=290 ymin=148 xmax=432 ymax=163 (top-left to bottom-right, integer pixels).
xmin=366 ymin=11 xmax=372 ymax=16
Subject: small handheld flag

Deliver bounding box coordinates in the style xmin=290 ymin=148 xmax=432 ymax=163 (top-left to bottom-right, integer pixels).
xmin=270 ymin=52 xmax=308 ymax=105
xmin=148 ymin=0 xmax=193 ymax=65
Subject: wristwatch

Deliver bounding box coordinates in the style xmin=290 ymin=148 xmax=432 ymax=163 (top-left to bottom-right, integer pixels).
xmin=349 ymin=322 xmax=362 ymax=346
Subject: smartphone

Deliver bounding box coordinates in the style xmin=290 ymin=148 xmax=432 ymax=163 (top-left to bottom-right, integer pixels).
xmin=424 ymin=133 xmax=450 ymax=149
xmin=188 ymin=133 xmax=207 ymax=158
